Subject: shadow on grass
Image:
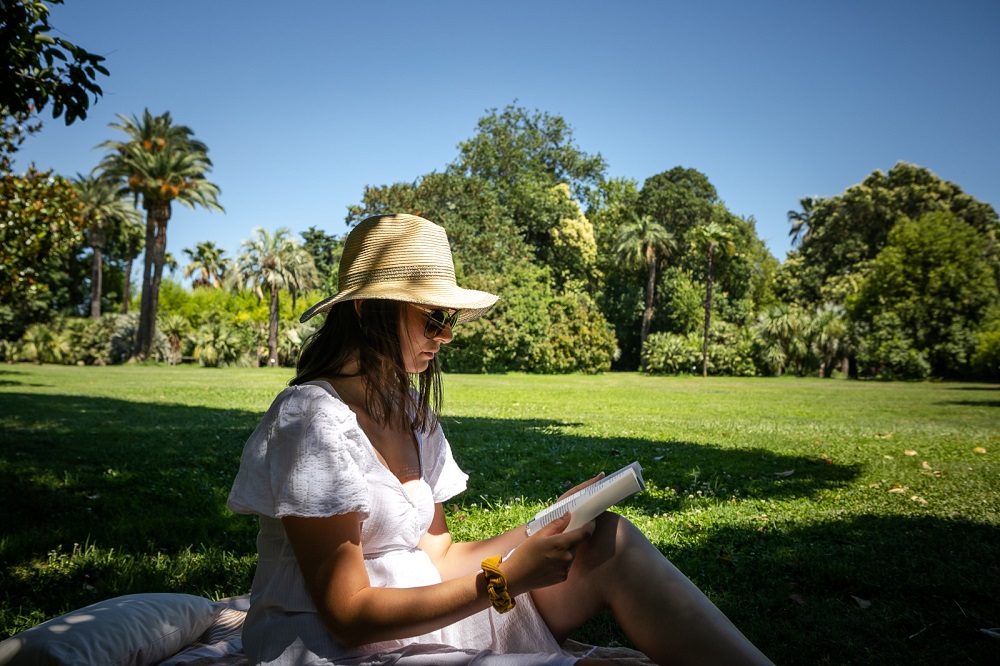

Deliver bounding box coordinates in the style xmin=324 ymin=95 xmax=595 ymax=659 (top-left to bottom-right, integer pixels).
xmin=658 ymin=514 xmax=1000 ymax=666
xmin=3 ymin=393 xmax=998 ymax=664
xmin=0 ymin=391 xmax=262 ymax=557
xmin=441 ymin=416 xmax=863 ymax=506
xmin=0 ymin=367 xmax=47 ymax=388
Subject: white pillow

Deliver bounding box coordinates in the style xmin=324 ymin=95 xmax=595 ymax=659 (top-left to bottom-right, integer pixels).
xmin=0 ymin=593 xmax=223 ymax=666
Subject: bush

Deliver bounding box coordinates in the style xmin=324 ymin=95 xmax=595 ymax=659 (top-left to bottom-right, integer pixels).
xmin=971 ymin=322 xmax=1000 ymax=381
xmin=442 ymin=262 xmax=616 ymax=373
xmin=854 ymin=313 xmax=931 ymax=380
xmin=643 ymin=321 xmax=757 ymax=376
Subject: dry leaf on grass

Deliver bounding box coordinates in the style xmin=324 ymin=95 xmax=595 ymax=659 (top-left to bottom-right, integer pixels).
xmin=911 ymin=495 xmax=928 ymax=505
xmin=921 ymin=461 xmax=933 ymax=470
xmin=888 ymin=484 xmax=909 ymax=493
xmin=904 ymin=449 xmax=917 ymax=456
xmin=851 ymin=595 xmax=872 ymax=610
xmin=973 ymin=447 xmax=987 ymax=454
xmin=773 ymin=470 xmax=795 ymax=478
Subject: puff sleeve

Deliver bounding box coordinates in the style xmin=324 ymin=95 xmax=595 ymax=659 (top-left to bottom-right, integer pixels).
xmin=228 ymin=384 xmax=372 ymax=520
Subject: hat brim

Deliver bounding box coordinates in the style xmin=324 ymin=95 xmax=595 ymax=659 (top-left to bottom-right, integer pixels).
xmin=299 ymin=283 xmax=499 ymax=324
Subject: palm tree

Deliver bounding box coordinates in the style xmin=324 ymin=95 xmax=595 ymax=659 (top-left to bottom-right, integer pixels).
xmin=787 ymin=196 xmax=820 ymax=247
xmin=73 ymin=174 xmax=142 ymax=318
xmin=230 ymin=227 xmax=318 ymax=367
xmin=690 ymin=216 xmax=736 ymax=377
xmin=96 ymin=109 xmax=223 ymax=361
xmin=613 ymin=212 xmax=675 ymax=368
xmin=183 ymin=241 xmax=229 ymax=289
xmin=810 ymin=303 xmax=850 ymax=378
xmin=158 ymin=313 xmax=190 ymax=365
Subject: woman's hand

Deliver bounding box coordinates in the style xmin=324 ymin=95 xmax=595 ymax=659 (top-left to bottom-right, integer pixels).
xmin=557 ymin=472 xmax=606 ymax=502
xmin=499 ymin=512 xmax=594 ymax=596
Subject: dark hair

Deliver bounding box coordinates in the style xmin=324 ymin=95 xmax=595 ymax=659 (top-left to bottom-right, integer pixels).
xmin=291 ymin=300 xmax=441 ymax=432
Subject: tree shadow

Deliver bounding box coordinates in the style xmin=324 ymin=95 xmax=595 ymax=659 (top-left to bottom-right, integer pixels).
xmin=0 ymin=367 xmax=47 ymax=387
xmin=938 ymin=399 xmax=1000 ymax=408
xmin=441 ymin=416 xmax=863 ymax=508
xmin=0 ymin=391 xmax=262 ymax=558
xmin=3 ymin=394 xmax=996 ymax=665
xmin=662 ymin=515 xmax=1000 ymax=665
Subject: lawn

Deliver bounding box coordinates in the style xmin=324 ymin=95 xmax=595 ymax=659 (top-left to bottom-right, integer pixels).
xmin=0 ymin=365 xmax=997 ymax=664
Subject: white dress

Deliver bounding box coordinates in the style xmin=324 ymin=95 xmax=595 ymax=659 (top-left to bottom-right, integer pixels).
xmin=227 ymin=381 xmax=576 ymax=666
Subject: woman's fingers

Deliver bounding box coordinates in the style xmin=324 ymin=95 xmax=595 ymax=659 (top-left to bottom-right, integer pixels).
xmin=556 ymin=472 xmax=606 ymax=501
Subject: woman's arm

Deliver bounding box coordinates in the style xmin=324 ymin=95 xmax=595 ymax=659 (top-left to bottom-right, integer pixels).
xmin=421 ymin=473 xmax=607 ymax=582
xmin=283 ymin=511 xmax=590 ymax=647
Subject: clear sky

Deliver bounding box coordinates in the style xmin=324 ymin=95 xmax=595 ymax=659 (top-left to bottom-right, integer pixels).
xmin=13 ymin=0 xmax=1000 ymax=274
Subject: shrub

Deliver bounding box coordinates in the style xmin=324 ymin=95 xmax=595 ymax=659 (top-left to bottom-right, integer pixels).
xmin=442 ymin=262 xmax=616 ymax=373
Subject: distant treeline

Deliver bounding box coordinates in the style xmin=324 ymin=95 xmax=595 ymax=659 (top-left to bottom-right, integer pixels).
xmin=2 ymin=105 xmax=998 ymax=380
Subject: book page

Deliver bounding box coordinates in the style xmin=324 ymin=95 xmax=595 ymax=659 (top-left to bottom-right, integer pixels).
xmin=525 ymin=461 xmax=645 ymax=536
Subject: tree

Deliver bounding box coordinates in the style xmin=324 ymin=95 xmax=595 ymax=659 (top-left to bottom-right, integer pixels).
xmin=230 ymin=227 xmax=317 ymax=367
xmin=787 ymin=196 xmax=820 ymax=247
xmin=0 ymin=0 xmax=108 ymax=125
xmin=849 ymin=212 xmax=999 ymax=378
xmin=637 ymin=167 xmax=718 ymax=242
xmin=347 ymin=171 xmax=529 ymax=279
xmin=183 ymin=240 xmax=229 ymax=289
xmin=0 ymin=167 xmax=86 ymax=340
xmin=73 ymin=174 xmax=142 ymax=318
xmin=448 ymin=104 xmax=606 ymax=271
xmin=613 ymin=212 xmax=676 ymax=368
xmin=788 ymin=162 xmax=998 ymax=307
xmin=96 ymin=109 xmax=222 ymax=360
xmin=810 ymin=303 xmax=850 ymax=378
xmin=158 ymin=313 xmax=189 ymax=365
xmin=690 ymin=214 xmax=736 ymax=377
xmin=117 ymin=218 xmax=144 ymax=313
xmin=450 ymin=103 xmax=606 ymax=203
xmin=301 ymin=226 xmax=345 ymax=292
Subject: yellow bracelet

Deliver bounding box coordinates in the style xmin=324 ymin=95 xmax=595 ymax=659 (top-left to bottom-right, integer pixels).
xmin=481 ymin=554 xmax=516 ymax=614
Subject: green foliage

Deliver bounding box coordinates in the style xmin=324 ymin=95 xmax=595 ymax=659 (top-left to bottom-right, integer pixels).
xmin=643 ymin=322 xmax=756 ymax=377
xmin=970 ymin=315 xmax=1000 ymax=381
xmin=347 ymin=171 xmax=531 ymax=279
xmin=785 ymin=162 xmax=999 ymax=308
xmin=300 ymin=226 xmax=344 ymax=293
xmin=442 ymin=263 xmax=615 ymax=374
xmin=849 ymin=212 xmax=999 ymax=379
xmin=0 ymin=0 xmax=109 ymax=124
xmin=182 ymin=240 xmax=230 ymax=289
xmin=0 ymin=167 xmax=87 ymax=340
xmin=637 ymin=166 xmax=717 ymax=240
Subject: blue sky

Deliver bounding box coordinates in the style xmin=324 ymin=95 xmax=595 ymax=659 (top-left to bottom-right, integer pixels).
xmin=15 ymin=0 xmax=1000 ymax=274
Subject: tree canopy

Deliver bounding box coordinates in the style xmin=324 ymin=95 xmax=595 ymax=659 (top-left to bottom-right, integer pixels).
xmin=0 ymin=0 xmax=108 ymax=125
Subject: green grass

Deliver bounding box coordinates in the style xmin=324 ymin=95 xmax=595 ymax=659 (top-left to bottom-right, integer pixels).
xmin=1 ymin=365 xmax=997 ymax=664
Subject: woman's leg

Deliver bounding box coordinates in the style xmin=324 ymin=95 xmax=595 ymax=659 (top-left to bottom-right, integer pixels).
xmin=530 ymin=512 xmax=774 ymax=666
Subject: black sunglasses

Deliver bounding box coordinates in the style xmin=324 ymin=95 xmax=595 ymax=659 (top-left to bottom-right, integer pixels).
xmin=412 ymin=305 xmax=460 ymax=339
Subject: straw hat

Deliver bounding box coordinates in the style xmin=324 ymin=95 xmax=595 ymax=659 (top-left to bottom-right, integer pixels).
xmin=299 ymin=213 xmax=499 ymax=324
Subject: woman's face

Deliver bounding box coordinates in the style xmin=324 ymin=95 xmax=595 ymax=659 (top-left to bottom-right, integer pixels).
xmin=400 ymin=303 xmax=454 ymax=373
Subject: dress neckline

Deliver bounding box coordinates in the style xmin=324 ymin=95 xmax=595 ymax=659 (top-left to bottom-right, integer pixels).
xmin=302 ymin=380 xmax=428 ymax=505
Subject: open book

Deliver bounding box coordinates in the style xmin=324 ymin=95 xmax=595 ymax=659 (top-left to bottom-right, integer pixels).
xmin=525 ymin=461 xmax=646 ymax=536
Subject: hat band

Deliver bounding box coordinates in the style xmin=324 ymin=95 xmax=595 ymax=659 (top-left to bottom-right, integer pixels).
xmin=340 ymin=265 xmax=456 ymax=290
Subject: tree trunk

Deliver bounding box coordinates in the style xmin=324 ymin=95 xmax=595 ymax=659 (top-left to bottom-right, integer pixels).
xmin=121 ymin=252 xmax=133 ymax=314
xmin=702 ymin=247 xmax=713 ymax=378
xmin=134 ymin=200 xmax=171 ymax=361
xmin=639 ymin=248 xmax=658 ymax=371
xmin=89 ymin=224 xmax=105 ymax=319
xmin=268 ymin=286 xmax=280 ymax=367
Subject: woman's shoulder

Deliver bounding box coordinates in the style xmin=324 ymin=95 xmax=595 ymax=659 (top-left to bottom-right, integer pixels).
xmin=272 ymin=380 xmax=350 ymax=414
